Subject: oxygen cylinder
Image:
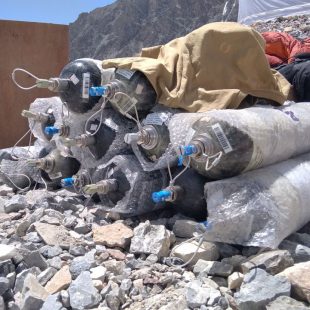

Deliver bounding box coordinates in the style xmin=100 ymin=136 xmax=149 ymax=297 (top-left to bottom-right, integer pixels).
xmin=89 ymin=68 xmax=157 ymax=117
xmin=21 ymin=97 xmax=64 ymax=142
xmin=82 ymin=155 xmax=167 ymax=216
xmin=0 ymin=159 xmax=35 ymax=190
xmin=124 ymin=108 xmax=180 ymax=171
xmin=177 ymin=102 xmax=310 ymax=179
xmin=62 ymin=108 xmax=135 ymax=169
xmin=204 ymin=152 xmax=310 ymax=248
xmin=152 ymin=168 xmax=207 ymax=220
xmin=0 ymin=144 xmax=54 ymax=190
xmin=13 ymin=59 xmax=114 ymax=114
xmin=58 ymin=59 xmax=115 ymax=113
xmin=30 ymin=149 xmax=81 ymax=185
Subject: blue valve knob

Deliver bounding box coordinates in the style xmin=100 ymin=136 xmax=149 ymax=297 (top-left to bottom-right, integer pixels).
xmin=181 ymin=145 xmax=198 ymax=156
xmin=177 ymin=155 xmax=183 ymax=167
xmin=44 ymin=126 xmax=60 ymax=135
xmin=61 ymin=177 xmax=75 ymax=187
xmin=200 ymin=220 xmax=210 ymax=228
xmin=89 ymin=86 xmax=107 ymax=97
xmin=152 ymin=190 xmax=172 ymax=203
xmin=196 ymin=220 xmax=212 ymax=233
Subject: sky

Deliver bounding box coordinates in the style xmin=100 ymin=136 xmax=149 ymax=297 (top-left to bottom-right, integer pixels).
xmin=0 ymin=0 xmax=116 ymax=25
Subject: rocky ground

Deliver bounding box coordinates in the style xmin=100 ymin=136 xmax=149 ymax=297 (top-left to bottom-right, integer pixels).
xmin=0 ymin=182 xmax=310 ymax=310
xmin=252 ymin=14 xmax=310 ymax=40
xmin=2 ymin=13 xmax=310 ymax=310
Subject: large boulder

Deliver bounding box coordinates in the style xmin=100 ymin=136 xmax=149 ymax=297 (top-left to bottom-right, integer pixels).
xmin=234 ymin=268 xmax=291 ymax=310
xmin=278 ymin=261 xmax=310 ymax=303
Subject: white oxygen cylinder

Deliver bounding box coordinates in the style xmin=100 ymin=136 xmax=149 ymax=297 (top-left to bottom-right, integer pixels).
xmin=203 ymin=152 xmax=310 ymax=248
xmin=22 ymin=97 xmax=65 ymax=142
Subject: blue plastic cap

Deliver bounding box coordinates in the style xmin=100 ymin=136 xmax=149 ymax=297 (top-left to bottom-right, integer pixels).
xmin=152 ymin=190 xmax=172 ymax=203
xmin=89 ymin=86 xmax=106 ymax=97
xmin=181 ymin=145 xmax=197 ymax=156
xmin=177 ymin=155 xmax=183 ymax=167
xmin=44 ymin=126 xmax=60 ymax=135
xmin=61 ymin=177 xmax=75 ymax=187
xmin=200 ymin=220 xmax=212 ymax=230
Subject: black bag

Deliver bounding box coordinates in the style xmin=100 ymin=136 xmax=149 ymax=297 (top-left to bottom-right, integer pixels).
xmin=277 ymin=54 xmax=310 ymax=102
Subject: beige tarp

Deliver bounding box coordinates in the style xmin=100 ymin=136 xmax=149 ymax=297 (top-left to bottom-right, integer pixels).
xmin=102 ymin=22 xmax=291 ymax=112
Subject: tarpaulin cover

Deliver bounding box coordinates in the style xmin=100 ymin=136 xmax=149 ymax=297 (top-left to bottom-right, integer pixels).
xmin=238 ymin=0 xmax=310 ymax=25
xmin=262 ymin=32 xmax=310 ymax=67
xmin=102 ymin=22 xmax=291 ymax=113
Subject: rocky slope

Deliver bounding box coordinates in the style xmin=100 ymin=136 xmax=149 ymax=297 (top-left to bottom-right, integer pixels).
xmin=69 ymin=0 xmax=238 ymax=60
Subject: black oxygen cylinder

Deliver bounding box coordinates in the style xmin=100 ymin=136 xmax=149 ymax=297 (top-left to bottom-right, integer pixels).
xmin=58 ymin=59 xmax=103 ymax=113
xmin=82 ymin=155 xmax=166 ymax=216
xmin=34 ymin=149 xmax=81 ymax=185
xmin=124 ymin=108 xmax=180 ymax=171
xmin=60 ymin=168 xmax=94 ymax=193
xmin=152 ymin=168 xmax=207 ymax=221
xmin=64 ymin=108 xmax=135 ymax=168
xmin=125 ymin=124 xmax=170 ymax=161
xmin=178 ymin=102 xmax=310 ymax=179
xmin=181 ymin=117 xmax=253 ymax=179
xmin=12 ymin=60 xmax=114 ymax=114
xmin=91 ymin=69 xmax=157 ymax=117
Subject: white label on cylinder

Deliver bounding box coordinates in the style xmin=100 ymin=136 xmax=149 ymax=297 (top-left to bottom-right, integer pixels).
xmin=82 ymin=72 xmax=90 ymax=99
xmin=104 ymin=118 xmax=119 ymax=131
xmin=70 ymin=74 xmax=80 ymax=85
xmin=90 ymin=124 xmax=98 ymax=131
xmin=122 ymin=97 xmax=138 ymax=114
xmin=135 ymin=83 xmax=144 ymax=94
xmin=185 ymin=128 xmax=196 ymax=145
xmin=212 ymin=123 xmax=233 ymax=154
xmin=107 ymin=168 xmax=114 ymax=178
xmin=144 ymin=113 xmax=169 ymax=126
xmin=49 ymin=172 xmax=62 ymax=179
xmin=116 ymin=69 xmax=136 ymax=80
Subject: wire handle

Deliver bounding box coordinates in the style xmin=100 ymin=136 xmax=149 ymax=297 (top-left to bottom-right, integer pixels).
xmin=0 ymin=168 xmax=32 ymax=192
xmin=11 ymin=68 xmax=51 ymax=90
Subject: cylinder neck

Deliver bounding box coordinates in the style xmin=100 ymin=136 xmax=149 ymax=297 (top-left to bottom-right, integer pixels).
xmin=74 ymin=134 xmax=96 ymax=147
xmin=21 ymin=110 xmax=51 ymax=123
xmin=35 ymin=78 xmax=70 ymax=92
xmin=36 ymin=157 xmax=55 ymax=173
xmin=152 ymin=185 xmax=183 ymax=203
xmin=61 ymin=171 xmax=91 ymax=188
xmin=139 ymin=125 xmax=159 ymax=150
xmin=83 ymin=179 xmax=118 ymax=195
xmin=183 ymin=136 xmax=214 ymax=158
xmin=44 ymin=125 xmax=70 ymax=137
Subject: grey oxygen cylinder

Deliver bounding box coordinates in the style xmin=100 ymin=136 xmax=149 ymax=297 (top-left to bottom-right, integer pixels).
xmin=82 ymin=155 xmax=166 ymax=216
xmin=177 ymin=102 xmax=310 ymax=179
xmin=204 ymin=152 xmax=310 ymax=248
xmin=22 ymin=97 xmax=64 ymax=142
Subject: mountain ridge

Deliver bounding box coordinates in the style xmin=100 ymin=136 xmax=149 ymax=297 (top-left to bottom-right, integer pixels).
xmin=69 ymin=0 xmax=238 ymax=60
